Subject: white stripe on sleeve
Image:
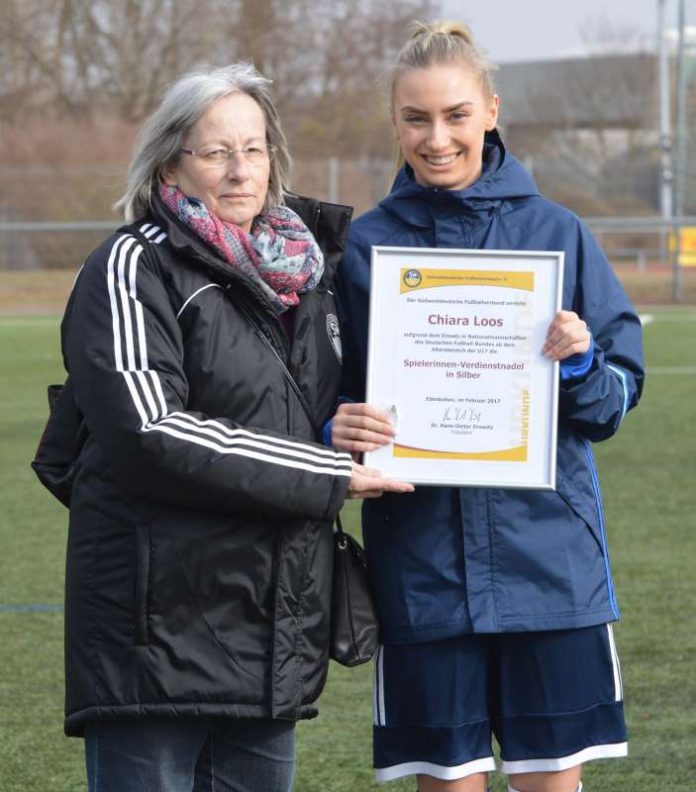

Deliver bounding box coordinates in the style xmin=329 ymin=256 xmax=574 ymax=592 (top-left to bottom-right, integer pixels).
xmin=105 ymin=234 xmax=352 ymax=478
xmin=117 ymin=236 xmax=139 ymax=370
xmin=607 ymin=363 xmax=629 ymax=422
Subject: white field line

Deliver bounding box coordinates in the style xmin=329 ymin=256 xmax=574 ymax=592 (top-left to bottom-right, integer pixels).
xmin=646 ymin=366 xmax=696 ymax=375
xmin=641 ymin=313 xmax=696 ymax=322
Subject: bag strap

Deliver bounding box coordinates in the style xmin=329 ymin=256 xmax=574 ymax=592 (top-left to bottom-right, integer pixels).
xmin=124 ymin=222 xmax=350 ymax=530
xmin=231 ymin=295 xmax=322 ymax=439
xmin=249 ymin=312 xmax=320 ymax=436
xmin=124 ymin=221 xmax=320 ymax=436
xmin=230 ymin=293 xmax=350 ymax=537
xmin=334 ymin=512 xmax=348 ymax=540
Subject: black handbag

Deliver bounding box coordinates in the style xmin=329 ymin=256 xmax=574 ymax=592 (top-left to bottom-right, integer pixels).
xmin=330 ymin=514 xmax=379 ymax=666
xmin=233 ymin=297 xmax=379 ymax=666
xmin=31 ymin=378 xmax=87 ymax=508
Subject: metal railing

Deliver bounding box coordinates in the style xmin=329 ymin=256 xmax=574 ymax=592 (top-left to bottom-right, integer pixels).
xmin=584 ymin=216 xmax=696 ymax=301
xmin=1 ymin=215 xmax=695 ymax=301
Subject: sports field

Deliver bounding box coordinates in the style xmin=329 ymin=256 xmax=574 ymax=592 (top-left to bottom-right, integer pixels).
xmin=1 ymin=309 xmax=695 ymax=791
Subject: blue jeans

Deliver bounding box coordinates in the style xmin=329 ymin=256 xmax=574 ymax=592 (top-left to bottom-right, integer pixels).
xmin=84 ymin=716 xmax=296 ymax=792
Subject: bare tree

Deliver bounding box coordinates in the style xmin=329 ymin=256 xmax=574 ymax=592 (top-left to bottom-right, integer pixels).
xmin=0 ymin=0 xmax=227 ymax=121
xmin=63 ymin=0 xmax=221 ymax=121
xmin=288 ymin=0 xmax=437 ymax=157
xmin=0 ymin=0 xmax=88 ymax=118
xmin=0 ymin=0 xmax=436 ymax=127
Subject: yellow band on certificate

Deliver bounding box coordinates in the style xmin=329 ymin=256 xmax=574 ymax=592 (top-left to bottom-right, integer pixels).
xmin=392 ymin=443 xmax=528 ymax=462
xmin=400 ymin=268 xmax=535 ymax=294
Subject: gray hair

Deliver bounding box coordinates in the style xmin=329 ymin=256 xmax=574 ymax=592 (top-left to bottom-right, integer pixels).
xmin=114 ymin=62 xmax=291 ymax=221
xmin=387 ymin=20 xmax=498 ymax=112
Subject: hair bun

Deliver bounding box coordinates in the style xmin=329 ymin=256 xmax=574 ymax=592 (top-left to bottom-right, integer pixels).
xmin=409 ymin=19 xmax=475 ymax=46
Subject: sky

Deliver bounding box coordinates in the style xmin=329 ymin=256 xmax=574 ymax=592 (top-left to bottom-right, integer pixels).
xmin=440 ymin=0 xmax=685 ymax=63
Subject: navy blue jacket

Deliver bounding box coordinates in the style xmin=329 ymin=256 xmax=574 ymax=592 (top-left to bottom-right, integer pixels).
xmin=336 ymin=132 xmax=644 ymax=642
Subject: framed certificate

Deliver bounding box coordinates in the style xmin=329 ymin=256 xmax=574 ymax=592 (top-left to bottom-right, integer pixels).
xmin=364 ymin=247 xmax=564 ymax=489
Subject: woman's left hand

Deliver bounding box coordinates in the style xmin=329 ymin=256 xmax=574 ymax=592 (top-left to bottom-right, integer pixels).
xmin=347 ymin=461 xmax=414 ymax=499
xmin=542 ymin=310 xmax=591 ymax=361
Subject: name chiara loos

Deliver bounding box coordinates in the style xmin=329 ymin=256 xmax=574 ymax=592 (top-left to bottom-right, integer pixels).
xmin=401 ymin=313 xmax=527 ymax=380
xmin=428 ymin=313 xmax=503 ymax=327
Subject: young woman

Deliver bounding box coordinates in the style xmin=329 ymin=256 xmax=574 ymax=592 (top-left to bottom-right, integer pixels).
xmin=332 ymin=21 xmax=644 ymax=792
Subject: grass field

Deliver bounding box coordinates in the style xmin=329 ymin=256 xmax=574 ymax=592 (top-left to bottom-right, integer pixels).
xmin=1 ymin=309 xmax=695 ymax=791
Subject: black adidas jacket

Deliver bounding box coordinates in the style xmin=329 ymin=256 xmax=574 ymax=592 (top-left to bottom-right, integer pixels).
xmin=59 ymin=195 xmax=353 ymax=736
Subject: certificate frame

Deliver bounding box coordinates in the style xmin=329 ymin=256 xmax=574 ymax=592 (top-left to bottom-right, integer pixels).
xmin=364 ymin=246 xmax=564 ymax=489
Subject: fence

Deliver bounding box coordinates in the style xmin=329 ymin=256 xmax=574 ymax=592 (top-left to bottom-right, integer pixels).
xmin=1 ymin=153 xmax=695 ymax=304
xmin=583 ymin=215 xmax=696 ymax=302
xmin=0 ymin=157 xmax=393 ymax=273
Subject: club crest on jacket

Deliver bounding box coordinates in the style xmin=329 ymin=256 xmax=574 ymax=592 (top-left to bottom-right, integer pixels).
xmin=326 ymin=313 xmax=342 ymax=362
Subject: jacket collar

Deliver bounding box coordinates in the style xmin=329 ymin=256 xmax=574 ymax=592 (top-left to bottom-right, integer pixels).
xmin=380 ymin=129 xmax=540 ymax=229
xmin=149 ymin=191 xmax=352 ymax=290
xmin=149 ymin=192 xmax=278 ymax=313
xmin=284 ymin=194 xmax=353 ymax=285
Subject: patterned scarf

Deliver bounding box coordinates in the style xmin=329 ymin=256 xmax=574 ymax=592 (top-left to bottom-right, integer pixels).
xmin=159 ymin=183 xmax=324 ymax=313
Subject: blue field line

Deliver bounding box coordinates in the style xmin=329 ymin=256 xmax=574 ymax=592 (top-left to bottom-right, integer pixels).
xmin=0 ymin=604 xmax=64 ymax=613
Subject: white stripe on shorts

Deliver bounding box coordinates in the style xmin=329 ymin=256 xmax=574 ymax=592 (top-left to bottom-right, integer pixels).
xmin=373 ymin=645 xmax=386 ymax=726
xmin=375 ymin=756 xmax=496 ymax=783
xmin=606 ymin=624 xmax=623 ymax=701
xmin=501 ymin=741 xmax=628 ymax=775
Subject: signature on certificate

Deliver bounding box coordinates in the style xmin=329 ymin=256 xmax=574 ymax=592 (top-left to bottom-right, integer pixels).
xmin=442 ymin=407 xmax=483 ymax=423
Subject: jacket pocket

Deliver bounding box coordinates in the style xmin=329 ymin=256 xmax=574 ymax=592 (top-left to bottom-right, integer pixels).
xmin=555 ymin=468 xmax=604 ymax=554
xmin=133 ymin=523 xmax=151 ymax=645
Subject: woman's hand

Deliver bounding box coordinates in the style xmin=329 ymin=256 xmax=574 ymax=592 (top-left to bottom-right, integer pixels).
xmin=332 ymin=403 xmax=395 ymax=459
xmin=542 ymin=310 xmax=591 ymax=361
xmin=347 ymin=462 xmax=414 ymax=499
xmin=334 ymin=404 xmax=412 ymax=497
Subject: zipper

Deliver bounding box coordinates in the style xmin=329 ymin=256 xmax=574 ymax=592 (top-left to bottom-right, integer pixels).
xmin=223 ymin=283 xmax=316 ymax=441
xmin=311 ymin=201 xmax=322 ymax=239
xmin=223 ymin=282 xmax=289 ymax=362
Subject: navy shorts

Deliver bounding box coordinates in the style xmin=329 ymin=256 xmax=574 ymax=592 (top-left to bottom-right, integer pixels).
xmin=373 ymin=624 xmax=627 ymax=782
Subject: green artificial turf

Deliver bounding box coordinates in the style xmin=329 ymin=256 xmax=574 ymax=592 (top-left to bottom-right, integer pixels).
xmin=0 ymin=311 xmax=694 ymax=791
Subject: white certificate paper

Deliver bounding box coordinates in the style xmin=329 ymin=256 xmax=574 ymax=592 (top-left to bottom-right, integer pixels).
xmin=364 ymin=247 xmax=564 ymax=489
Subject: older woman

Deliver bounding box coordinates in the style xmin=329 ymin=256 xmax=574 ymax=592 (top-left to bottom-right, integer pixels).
xmin=52 ymin=63 xmax=411 ymax=791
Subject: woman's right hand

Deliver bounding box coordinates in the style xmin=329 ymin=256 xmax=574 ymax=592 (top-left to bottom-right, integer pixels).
xmin=332 ymin=402 xmax=395 ymax=458
xmin=347 ymin=462 xmax=414 ymax=499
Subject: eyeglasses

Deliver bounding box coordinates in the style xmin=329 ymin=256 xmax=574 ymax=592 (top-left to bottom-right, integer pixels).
xmin=180 ymin=144 xmax=274 ymax=168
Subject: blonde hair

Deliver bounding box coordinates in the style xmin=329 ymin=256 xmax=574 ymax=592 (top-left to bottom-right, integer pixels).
xmin=388 ymin=20 xmax=497 ymax=110
xmin=386 ymin=20 xmax=498 ymax=182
